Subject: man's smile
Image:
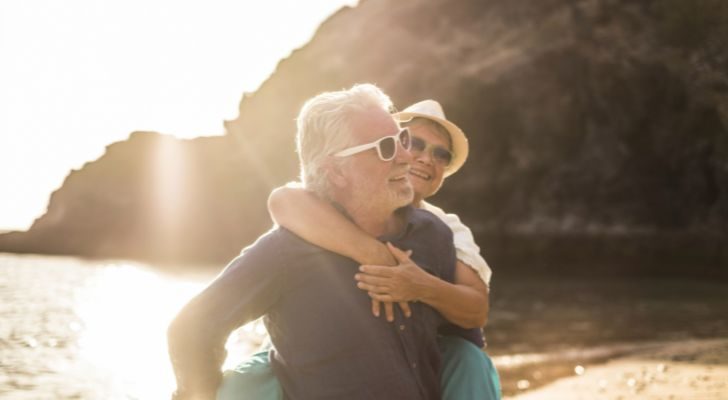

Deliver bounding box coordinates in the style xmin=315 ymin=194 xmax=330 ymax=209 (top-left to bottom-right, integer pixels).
xmin=388 ymin=173 xmax=409 ymax=183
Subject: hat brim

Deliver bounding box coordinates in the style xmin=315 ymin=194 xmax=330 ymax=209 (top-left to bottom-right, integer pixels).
xmin=395 ymin=112 xmax=469 ymax=177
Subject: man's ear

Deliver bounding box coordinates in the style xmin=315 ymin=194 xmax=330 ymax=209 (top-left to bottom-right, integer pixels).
xmin=326 ymin=160 xmax=348 ymax=189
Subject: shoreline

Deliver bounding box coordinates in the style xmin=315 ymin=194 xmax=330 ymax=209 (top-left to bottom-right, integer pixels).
xmin=504 ymin=338 xmax=728 ymax=399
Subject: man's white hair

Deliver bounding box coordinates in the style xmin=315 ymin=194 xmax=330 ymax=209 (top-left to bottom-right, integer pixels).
xmin=296 ymin=83 xmax=394 ymax=197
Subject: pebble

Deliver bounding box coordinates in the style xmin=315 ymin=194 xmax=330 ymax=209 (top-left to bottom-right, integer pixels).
xmin=22 ymin=336 xmax=38 ymax=348
xmin=517 ymin=379 xmax=531 ymax=390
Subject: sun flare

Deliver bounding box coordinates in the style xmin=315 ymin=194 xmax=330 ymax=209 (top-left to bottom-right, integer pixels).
xmin=72 ymin=262 xmax=268 ymax=398
xmin=0 ymin=0 xmax=358 ymax=231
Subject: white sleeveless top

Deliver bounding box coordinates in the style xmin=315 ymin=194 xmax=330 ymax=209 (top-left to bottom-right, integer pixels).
xmin=421 ymin=201 xmax=492 ymax=287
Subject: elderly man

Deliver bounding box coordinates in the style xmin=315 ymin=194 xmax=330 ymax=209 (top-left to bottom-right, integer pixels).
xmin=167 ymin=84 xmax=457 ymax=399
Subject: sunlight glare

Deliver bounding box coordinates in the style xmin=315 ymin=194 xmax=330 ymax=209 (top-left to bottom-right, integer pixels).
xmin=0 ymin=0 xmax=358 ymax=231
xmin=73 ymin=262 xmax=270 ymax=398
xmin=151 ymin=135 xmax=187 ymax=257
xmin=74 ymin=263 xmax=206 ymax=399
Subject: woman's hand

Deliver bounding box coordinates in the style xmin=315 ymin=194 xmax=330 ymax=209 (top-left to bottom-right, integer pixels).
xmin=370 ymin=299 xmax=412 ymax=323
xmin=358 ymin=243 xmax=490 ymax=329
xmin=355 ymin=243 xmax=435 ymax=305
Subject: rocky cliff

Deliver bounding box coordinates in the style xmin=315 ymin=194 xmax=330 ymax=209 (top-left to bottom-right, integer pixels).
xmin=2 ymin=0 xmax=727 ymax=275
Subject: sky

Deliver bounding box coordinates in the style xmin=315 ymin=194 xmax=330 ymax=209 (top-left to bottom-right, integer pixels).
xmin=0 ymin=0 xmax=357 ymax=231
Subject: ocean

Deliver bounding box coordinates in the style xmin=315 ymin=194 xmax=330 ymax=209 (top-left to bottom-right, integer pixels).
xmin=0 ymin=253 xmax=264 ymax=400
xmin=2 ymin=252 xmax=727 ymax=398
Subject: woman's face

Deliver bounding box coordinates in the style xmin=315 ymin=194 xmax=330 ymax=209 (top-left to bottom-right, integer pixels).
xmin=407 ymin=122 xmax=452 ymax=203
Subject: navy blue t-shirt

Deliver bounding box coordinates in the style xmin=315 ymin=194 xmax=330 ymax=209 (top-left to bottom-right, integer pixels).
xmin=169 ymin=208 xmax=458 ymax=400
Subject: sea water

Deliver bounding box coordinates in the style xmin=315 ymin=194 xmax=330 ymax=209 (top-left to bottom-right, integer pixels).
xmin=3 ymin=252 xmax=727 ymax=399
xmin=0 ymin=253 xmax=264 ymax=400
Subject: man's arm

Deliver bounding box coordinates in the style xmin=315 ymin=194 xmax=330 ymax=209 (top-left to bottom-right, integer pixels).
xmin=167 ymin=232 xmax=285 ymax=400
xmin=167 ymin=301 xmax=227 ymax=400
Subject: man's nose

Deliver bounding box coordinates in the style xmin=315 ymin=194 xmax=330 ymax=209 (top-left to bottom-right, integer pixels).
xmin=395 ymin=140 xmax=413 ymax=164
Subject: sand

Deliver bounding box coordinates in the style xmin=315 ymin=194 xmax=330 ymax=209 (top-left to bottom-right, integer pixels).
xmin=507 ymin=339 xmax=728 ymax=399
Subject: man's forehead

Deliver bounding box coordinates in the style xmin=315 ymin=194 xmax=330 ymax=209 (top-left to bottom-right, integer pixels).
xmin=349 ymin=107 xmax=400 ymax=141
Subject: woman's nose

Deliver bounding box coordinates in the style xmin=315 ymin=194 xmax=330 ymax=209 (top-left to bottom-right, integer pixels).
xmin=395 ymin=141 xmax=413 ymax=164
xmin=414 ymin=148 xmax=433 ymax=166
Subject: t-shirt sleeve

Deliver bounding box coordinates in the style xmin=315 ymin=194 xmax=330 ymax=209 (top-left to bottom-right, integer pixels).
xmin=168 ymin=229 xmax=287 ymax=400
xmin=421 ymin=201 xmax=492 ymax=287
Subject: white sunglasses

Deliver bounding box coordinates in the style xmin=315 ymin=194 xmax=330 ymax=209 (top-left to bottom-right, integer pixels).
xmin=332 ymin=128 xmax=411 ymax=161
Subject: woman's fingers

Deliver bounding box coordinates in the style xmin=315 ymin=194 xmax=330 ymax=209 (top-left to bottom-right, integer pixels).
xmin=371 ymin=299 xmax=380 ymax=317
xmin=384 ymin=302 xmax=395 ymax=322
xmin=386 ymin=242 xmax=412 ymax=264
xmin=369 ymin=292 xmax=394 ymax=302
xmin=370 ymin=299 xmax=409 ymax=320
xmin=356 ymin=281 xmax=389 ymax=294
xmin=355 ymin=273 xmax=391 ymax=286
xmin=358 ymin=262 xmax=412 ymax=320
xmin=359 ymin=265 xmax=395 ymax=276
xmin=399 ymin=301 xmax=412 ymax=318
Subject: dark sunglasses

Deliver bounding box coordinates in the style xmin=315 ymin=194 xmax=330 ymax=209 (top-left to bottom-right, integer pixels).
xmin=410 ymin=136 xmax=453 ymax=166
xmin=333 ymin=128 xmax=411 ymax=161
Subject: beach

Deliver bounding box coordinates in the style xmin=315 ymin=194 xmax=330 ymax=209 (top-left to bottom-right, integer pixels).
xmin=507 ymin=338 xmax=728 ymax=399
xmin=487 ymin=276 xmax=728 ymax=398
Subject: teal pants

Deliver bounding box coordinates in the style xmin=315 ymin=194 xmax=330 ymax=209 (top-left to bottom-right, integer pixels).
xmin=217 ymin=336 xmax=501 ymax=400
xmin=437 ymin=336 xmax=501 ymax=400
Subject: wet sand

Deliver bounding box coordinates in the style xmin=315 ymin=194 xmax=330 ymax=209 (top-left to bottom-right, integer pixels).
xmin=507 ymin=338 xmax=728 ymax=399
xmin=486 ymin=276 xmax=728 ymax=398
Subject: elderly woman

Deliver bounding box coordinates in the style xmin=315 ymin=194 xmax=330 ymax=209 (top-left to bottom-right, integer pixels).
xmin=218 ymin=100 xmax=500 ymax=400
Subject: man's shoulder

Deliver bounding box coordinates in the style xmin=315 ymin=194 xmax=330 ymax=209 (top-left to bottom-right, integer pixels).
xmin=399 ymin=208 xmax=456 ymax=281
xmin=238 ymin=226 xmax=328 ymax=259
xmin=222 ymin=227 xmax=330 ymax=278
xmin=410 ymin=207 xmax=454 ymax=240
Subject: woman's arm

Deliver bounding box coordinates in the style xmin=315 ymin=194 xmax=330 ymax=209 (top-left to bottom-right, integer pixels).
xmin=268 ymin=184 xmax=396 ymax=266
xmin=422 ymin=260 xmax=489 ymax=328
xmin=421 ymin=201 xmax=492 ymax=287
xmin=269 ymin=184 xmax=408 ymax=321
xmin=268 ymin=185 xmax=489 ymax=327
xmin=357 ymin=244 xmax=489 ymax=329
xmin=422 ymin=202 xmax=492 ymax=327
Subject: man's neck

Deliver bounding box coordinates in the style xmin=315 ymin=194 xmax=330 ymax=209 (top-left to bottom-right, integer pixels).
xmin=335 ymin=196 xmax=404 ymax=238
xmin=412 ymin=194 xmax=424 ymax=209
xmin=354 ymin=210 xmax=403 ymax=238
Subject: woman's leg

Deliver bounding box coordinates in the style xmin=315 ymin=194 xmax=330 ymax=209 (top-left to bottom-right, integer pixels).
xmin=216 ymin=351 xmax=284 ymax=400
xmin=438 ymin=335 xmax=501 ymax=400
xmin=218 ymin=336 xmax=499 ymax=399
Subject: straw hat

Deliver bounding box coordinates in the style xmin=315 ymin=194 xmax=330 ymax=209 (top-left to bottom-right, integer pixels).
xmin=395 ymin=99 xmax=469 ymax=177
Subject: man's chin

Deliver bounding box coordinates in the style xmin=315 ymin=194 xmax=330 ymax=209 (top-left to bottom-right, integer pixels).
xmin=394 ymin=186 xmax=414 ymax=207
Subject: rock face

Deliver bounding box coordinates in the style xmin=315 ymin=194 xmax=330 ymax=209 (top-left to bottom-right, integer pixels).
xmin=0 ymin=132 xmax=273 ymax=264
xmin=2 ymin=0 xmax=727 ymax=275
